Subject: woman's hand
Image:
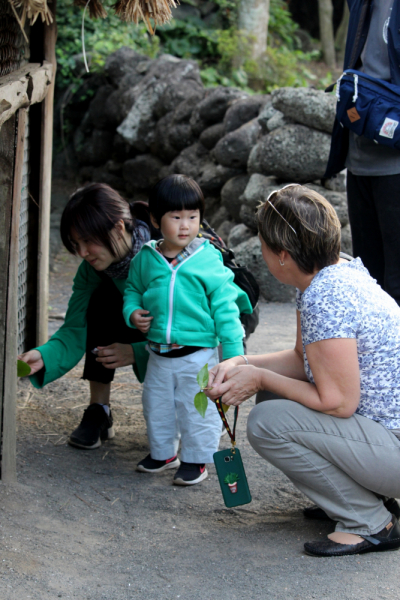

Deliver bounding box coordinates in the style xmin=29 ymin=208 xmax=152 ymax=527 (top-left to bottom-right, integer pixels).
xmin=206 ymin=364 xmax=262 ymax=406
xmin=207 ymin=356 xmax=246 ymax=388
xmin=130 ymin=309 xmax=153 ymax=333
xmin=96 ymin=343 xmax=134 ymax=369
xmin=17 ymin=350 xmax=44 ymax=375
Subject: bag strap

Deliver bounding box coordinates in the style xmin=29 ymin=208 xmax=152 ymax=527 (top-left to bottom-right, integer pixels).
xmin=215 ymin=398 xmax=238 ymax=452
xmin=325 ymin=0 xmax=371 ymax=93
xmin=348 ymin=0 xmax=371 ymax=70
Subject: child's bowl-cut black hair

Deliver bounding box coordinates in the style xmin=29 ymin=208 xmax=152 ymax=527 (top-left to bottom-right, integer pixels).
xmin=148 ymin=175 xmax=205 ymax=225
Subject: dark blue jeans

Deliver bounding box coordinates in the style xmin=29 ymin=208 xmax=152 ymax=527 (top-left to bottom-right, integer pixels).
xmin=347 ymin=171 xmax=400 ymax=305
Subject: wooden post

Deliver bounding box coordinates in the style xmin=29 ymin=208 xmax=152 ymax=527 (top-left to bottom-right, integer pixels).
xmin=2 ymin=109 xmax=27 ymax=482
xmin=36 ymin=5 xmax=57 ymax=346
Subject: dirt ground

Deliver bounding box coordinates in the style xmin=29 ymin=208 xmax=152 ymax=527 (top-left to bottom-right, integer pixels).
xmin=2 ymin=248 xmax=399 ymax=600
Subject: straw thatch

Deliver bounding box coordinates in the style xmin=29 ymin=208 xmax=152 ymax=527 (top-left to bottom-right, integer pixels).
xmin=0 ymin=1 xmax=28 ymax=76
xmin=7 ymin=0 xmax=53 ymax=27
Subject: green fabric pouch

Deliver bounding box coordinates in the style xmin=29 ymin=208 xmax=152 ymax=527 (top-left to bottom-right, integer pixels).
xmin=213 ymin=446 xmax=252 ymax=508
xmin=213 ymin=399 xmax=252 ymax=508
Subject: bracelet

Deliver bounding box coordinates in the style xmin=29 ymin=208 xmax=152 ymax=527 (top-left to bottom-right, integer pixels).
xmin=240 ymin=354 xmax=249 ymax=365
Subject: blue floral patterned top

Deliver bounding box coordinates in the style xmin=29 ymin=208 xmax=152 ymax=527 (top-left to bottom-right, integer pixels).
xmin=296 ymin=258 xmax=400 ymax=429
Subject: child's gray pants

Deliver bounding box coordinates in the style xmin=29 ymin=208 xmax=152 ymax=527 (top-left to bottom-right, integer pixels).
xmin=142 ymin=346 xmax=221 ymax=464
xmin=247 ymin=399 xmax=400 ymax=535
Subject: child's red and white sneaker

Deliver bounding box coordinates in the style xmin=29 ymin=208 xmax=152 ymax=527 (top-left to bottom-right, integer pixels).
xmin=173 ymin=462 xmax=208 ymax=485
xmin=136 ymin=454 xmax=180 ymax=473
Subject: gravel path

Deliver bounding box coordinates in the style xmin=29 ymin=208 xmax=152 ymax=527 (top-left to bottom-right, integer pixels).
xmin=1 ymin=248 xmax=398 ymax=600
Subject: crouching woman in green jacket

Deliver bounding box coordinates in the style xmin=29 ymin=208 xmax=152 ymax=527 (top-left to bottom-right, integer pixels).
xmin=18 ymin=183 xmax=152 ymax=449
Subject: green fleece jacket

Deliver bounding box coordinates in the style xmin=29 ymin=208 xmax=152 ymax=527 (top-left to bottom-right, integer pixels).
xmin=29 ymin=260 xmax=149 ymax=388
xmin=123 ymin=238 xmax=252 ymax=359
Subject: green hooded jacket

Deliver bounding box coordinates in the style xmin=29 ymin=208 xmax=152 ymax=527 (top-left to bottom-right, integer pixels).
xmin=123 ymin=238 xmax=252 ymax=359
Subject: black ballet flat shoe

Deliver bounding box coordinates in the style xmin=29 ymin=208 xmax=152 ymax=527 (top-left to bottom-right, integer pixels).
xmin=304 ymin=515 xmax=400 ymax=557
xmin=303 ymin=497 xmax=400 ymax=522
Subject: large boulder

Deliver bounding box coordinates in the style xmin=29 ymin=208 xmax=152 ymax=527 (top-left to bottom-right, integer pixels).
xmin=340 ymin=223 xmax=353 ymax=255
xmin=241 ymin=173 xmax=278 ymax=211
xmin=122 ymin=154 xmax=164 ymax=193
xmin=74 ymin=128 xmax=114 ymax=166
xmin=223 ymin=96 xmax=267 ymax=133
xmin=190 ymin=87 xmax=248 ymax=135
xmin=234 ymin=236 xmax=296 ymax=302
xmin=196 ymin=163 xmax=242 ymax=196
xmin=248 ymin=125 xmax=331 ymax=182
xmin=271 ymin=87 xmax=337 ymax=134
xmin=86 ymin=85 xmax=116 ymax=130
xmin=153 ymin=74 xmax=204 ymax=119
xmin=221 ymin=174 xmax=250 ymax=221
xmin=213 ymin=119 xmax=261 ymax=169
xmin=117 ymin=56 xmax=201 ymax=152
xmin=228 ymin=223 xmax=254 ymax=248
xmin=306 ymin=183 xmax=349 ymax=227
xmin=104 ymin=47 xmax=149 ymax=86
xmin=169 ymin=142 xmax=210 ymax=179
xmin=200 ymin=123 xmax=226 ymax=150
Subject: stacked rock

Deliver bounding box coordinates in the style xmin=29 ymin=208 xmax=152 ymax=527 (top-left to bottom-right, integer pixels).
xmin=68 ymin=48 xmax=348 ymax=301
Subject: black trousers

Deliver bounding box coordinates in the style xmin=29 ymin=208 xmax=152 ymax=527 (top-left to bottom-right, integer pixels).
xmin=347 ymin=171 xmax=400 ymax=305
xmin=82 ymin=279 xmax=146 ymax=384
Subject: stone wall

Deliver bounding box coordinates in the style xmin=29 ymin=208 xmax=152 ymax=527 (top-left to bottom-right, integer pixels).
xmin=67 ymin=48 xmax=349 ymax=302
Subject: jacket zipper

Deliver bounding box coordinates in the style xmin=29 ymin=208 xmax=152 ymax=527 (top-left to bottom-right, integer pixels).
xmin=165 ymin=244 xmax=205 ymax=343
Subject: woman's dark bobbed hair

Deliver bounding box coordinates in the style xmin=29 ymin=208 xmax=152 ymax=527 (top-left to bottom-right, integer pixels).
xmin=60 ymin=183 xmax=135 ymax=259
xmin=148 ymin=174 xmax=205 ymax=225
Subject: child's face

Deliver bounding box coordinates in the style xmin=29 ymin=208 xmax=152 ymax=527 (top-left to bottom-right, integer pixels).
xmin=159 ymin=209 xmax=200 ymax=253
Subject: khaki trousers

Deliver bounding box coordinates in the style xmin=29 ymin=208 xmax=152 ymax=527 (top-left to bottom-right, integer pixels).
xmin=247 ymin=400 xmax=400 ymax=535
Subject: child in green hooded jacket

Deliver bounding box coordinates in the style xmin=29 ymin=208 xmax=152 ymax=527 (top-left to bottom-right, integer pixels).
xmin=123 ymin=175 xmax=252 ymax=486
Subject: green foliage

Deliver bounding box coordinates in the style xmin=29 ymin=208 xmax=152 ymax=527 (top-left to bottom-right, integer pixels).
xmin=56 ymin=0 xmax=158 ymax=90
xmin=197 ymin=363 xmax=209 ymax=389
xmin=17 ymin=360 xmax=31 ymax=378
xmin=55 ymin=0 xmax=325 ymax=101
xmin=194 ymin=392 xmax=209 ymax=418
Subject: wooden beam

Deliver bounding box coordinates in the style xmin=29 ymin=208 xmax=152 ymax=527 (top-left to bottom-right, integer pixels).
xmin=0 ymin=62 xmax=53 ymax=129
xmin=2 ymin=108 xmax=27 ymax=483
xmin=36 ymin=5 xmax=57 ymax=346
xmin=0 ymin=115 xmax=17 ymax=462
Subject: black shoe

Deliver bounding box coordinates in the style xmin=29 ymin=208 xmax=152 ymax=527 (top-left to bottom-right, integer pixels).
xmin=136 ymin=454 xmax=180 ymax=473
xmin=303 ymin=498 xmax=400 ymax=521
xmin=68 ymin=404 xmax=114 ymax=449
xmin=173 ymin=462 xmax=208 ymax=486
xmin=304 ymin=515 xmax=400 ymax=557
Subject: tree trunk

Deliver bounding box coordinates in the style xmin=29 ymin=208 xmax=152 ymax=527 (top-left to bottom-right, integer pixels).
xmin=335 ymin=2 xmax=350 ymax=62
xmin=318 ymin=0 xmax=336 ymax=68
xmin=238 ymin=0 xmax=270 ymax=60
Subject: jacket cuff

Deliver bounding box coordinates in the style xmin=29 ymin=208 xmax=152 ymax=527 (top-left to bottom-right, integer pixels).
xmin=29 ymin=344 xmax=56 ymax=388
xmin=221 ymin=341 xmax=244 ymax=360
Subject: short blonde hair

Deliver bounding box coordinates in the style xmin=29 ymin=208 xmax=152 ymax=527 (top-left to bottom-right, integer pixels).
xmin=257 ymin=185 xmax=341 ymax=274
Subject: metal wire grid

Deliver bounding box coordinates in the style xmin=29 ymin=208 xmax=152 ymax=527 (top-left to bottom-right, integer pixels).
xmin=17 ymin=112 xmax=30 ymax=355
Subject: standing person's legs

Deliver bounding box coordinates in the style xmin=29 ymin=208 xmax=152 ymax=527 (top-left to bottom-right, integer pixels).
xmin=140 ymin=350 xmax=180 ymax=463
xmin=69 ymin=281 xmax=145 ymax=449
xmin=347 ymin=172 xmax=400 ymax=304
xmin=174 ymin=347 xmax=221 ymax=464
xmin=247 ymin=400 xmax=400 ymax=536
xmin=370 ymin=174 xmax=400 ymax=303
xmin=347 ymin=171 xmax=385 ymax=288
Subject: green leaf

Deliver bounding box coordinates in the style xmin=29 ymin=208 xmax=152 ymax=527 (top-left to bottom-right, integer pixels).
xmin=17 ymin=360 xmax=31 ymax=377
xmin=196 ymin=363 xmax=209 ymax=390
xmin=194 ymin=392 xmax=208 ymax=418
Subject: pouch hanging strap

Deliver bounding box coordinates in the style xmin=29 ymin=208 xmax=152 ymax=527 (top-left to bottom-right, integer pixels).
xmin=215 ymin=398 xmax=238 ymax=450
xmin=352 ymin=73 xmax=359 ymax=102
